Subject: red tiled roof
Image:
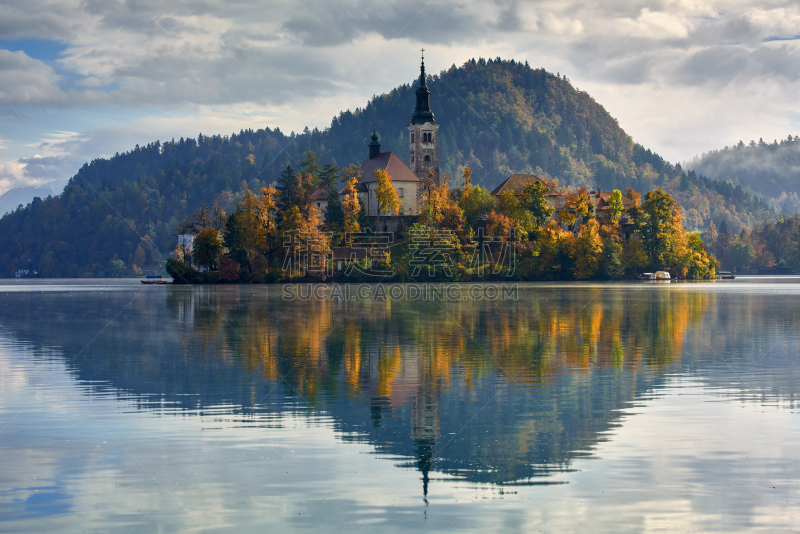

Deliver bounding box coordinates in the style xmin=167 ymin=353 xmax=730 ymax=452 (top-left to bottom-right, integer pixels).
xmin=359 ymin=152 xmax=420 ymax=184
xmin=490 ymin=174 xmax=557 ymax=196
xmin=309 ymin=187 xmax=330 ymax=201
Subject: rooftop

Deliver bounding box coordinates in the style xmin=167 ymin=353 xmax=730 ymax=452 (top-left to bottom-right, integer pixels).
xmin=490 ymin=174 xmax=557 ymax=196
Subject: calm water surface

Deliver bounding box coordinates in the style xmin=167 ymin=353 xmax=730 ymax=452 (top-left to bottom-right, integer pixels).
xmin=1 ymin=278 xmax=799 ymax=532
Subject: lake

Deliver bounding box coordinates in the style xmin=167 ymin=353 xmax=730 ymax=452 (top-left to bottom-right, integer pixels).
xmin=1 ymin=279 xmax=799 ymax=532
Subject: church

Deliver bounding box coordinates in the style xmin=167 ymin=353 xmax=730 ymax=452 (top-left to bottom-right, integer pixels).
xmin=338 ymin=53 xmax=440 ymax=217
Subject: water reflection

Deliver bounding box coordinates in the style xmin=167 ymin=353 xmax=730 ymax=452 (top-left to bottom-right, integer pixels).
xmin=6 ymin=281 xmax=798 ymax=500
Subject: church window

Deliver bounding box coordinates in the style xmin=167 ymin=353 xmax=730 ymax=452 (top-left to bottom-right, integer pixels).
xmin=424 ymin=155 xmax=430 ymax=162
xmin=411 ymin=133 xmax=414 ymax=143
xmin=398 ymin=188 xmax=404 ymax=198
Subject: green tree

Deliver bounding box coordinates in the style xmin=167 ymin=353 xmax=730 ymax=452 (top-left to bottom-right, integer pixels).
xmin=635 ymin=189 xmax=678 ymax=268
xmin=607 ymin=189 xmax=624 ymax=223
xmin=194 ymin=227 xmax=223 ymax=270
xmin=299 ymin=151 xmax=322 ymax=183
xmin=223 ymin=212 xmax=248 ymax=267
xmin=521 ymin=181 xmax=554 ymax=229
xmin=319 ymin=162 xmax=340 ymax=190
xmin=133 ymin=245 xmax=146 ymax=268
xmin=729 ymin=234 xmax=755 ymax=272
xmin=459 ymin=185 xmax=497 ymax=227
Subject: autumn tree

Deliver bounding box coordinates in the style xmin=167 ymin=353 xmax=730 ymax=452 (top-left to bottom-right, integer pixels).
xmin=498 ymin=191 xmax=534 ymax=234
xmin=573 ymin=219 xmax=603 ymax=279
xmin=374 ymin=169 xmax=400 ymax=216
xmin=341 ymin=164 xmax=363 ymax=238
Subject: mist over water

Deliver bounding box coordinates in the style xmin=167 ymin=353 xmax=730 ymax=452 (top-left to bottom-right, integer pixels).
xmin=1 ymin=279 xmax=799 ymax=532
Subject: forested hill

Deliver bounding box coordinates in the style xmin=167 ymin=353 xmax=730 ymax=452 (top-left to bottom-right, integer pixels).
xmin=686 ymin=136 xmax=800 ymax=213
xmin=0 ymin=58 xmax=774 ymax=277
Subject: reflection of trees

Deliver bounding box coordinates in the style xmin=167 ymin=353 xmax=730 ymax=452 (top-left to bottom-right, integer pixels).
xmin=172 ymin=285 xmax=712 ymax=490
xmin=5 ymin=284 xmax=797 ymax=492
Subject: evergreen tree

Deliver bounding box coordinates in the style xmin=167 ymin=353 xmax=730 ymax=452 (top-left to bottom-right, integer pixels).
xmin=223 ymin=211 xmax=248 ymax=267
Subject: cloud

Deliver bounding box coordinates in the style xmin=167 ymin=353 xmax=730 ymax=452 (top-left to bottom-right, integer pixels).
xmin=674 ymin=42 xmax=800 ymax=86
xmin=0 ymin=0 xmax=799 ymax=169
xmin=0 ymin=49 xmax=65 ymax=104
xmin=0 ymin=2 xmax=75 ymax=40
xmin=0 ymin=158 xmax=26 ymax=193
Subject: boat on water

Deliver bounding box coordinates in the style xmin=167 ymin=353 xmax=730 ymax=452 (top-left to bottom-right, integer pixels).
xmin=141 ymin=275 xmax=168 ymax=285
xmin=641 ymin=271 xmax=671 ymax=280
xmin=717 ymin=271 xmax=736 ymax=279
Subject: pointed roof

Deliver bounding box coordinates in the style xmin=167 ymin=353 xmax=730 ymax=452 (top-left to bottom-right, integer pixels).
xmin=359 ymin=152 xmax=420 ymax=184
xmin=411 ymin=53 xmax=436 ymax=125
xmin=490 ymin=174 xmax=558 ymax=197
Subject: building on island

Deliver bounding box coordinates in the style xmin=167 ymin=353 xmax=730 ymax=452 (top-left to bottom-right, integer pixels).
xmin=309 ymin=187 xmax=330 ymax=218
xmin=338 ymin=52 xmax=440 ymax=218
xmin=345 ymin=128 xmax=422 ymax=216
xmin=490 ymin=173 xmax=561 ymax=208
xmin=408 ymin=53 xmax=440 ymax=185
xmin=490 ymin=172 xmax=636 ymax=231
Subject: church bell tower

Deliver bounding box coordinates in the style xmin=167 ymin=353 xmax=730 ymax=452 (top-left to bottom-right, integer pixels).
xmin=408 ymin=50 xmax=440 ymax=185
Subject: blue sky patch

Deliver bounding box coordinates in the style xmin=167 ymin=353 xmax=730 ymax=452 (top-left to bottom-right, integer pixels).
xmin=0 ymin=38 xmax=68 ymax=61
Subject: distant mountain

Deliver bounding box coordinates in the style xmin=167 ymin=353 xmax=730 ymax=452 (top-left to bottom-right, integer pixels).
xmin=0 ymin=58 xmax=775 ymax=277
xmin=686 ymin=137 xmax=800 ymax=213
xmin=0 ymin=180 xmax=67 ymax=216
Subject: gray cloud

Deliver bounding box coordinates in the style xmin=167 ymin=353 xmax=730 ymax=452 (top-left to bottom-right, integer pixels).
xmin=675 ymin=43 xmax=800 ymax=86
xmin=0 ymin=2 xmax=74 ymax=39
xmin=0 ymin=0 xmax=799 ymax=173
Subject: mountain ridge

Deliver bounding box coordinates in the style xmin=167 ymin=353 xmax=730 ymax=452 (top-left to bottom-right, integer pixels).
xmin=0 ymin=58 xmax=774 ymax=277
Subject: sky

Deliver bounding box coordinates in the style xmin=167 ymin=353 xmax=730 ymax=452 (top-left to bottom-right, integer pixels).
xmin=1 ymin=0 xmax=800 ymax=195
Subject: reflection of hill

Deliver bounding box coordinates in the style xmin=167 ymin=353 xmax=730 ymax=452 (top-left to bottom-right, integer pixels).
xmin=3 ymin=284 xmax=796 ymax=491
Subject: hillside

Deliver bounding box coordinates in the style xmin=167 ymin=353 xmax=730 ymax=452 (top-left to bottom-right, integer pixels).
xmin=686 ymin=137 xmax=800 ymax=213
xmin=0 ymin=58 xmax=774 ymax=277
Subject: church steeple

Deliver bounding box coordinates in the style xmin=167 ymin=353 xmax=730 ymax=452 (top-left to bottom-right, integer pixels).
xmin=408 ymin=49 xmax=440 ymax=185
xmin=368 ymin=127 xmax=381 ymax=159
xmin=411 ymin=50 xmax=435 ymax=125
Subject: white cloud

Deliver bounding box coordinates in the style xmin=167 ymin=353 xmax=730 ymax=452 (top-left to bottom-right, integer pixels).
xmin=626 ymin=9 xmax=693 ymax=39
xmin=0 ymin=0 xmax=799 ymax=172
xmin=0 ymin=158 xmax=26 ymax=193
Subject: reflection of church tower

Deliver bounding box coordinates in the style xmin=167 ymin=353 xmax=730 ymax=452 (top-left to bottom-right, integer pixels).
xmin=408 ymin=50 xmax=440 ymax=186
xmin=411 ymin=355 xmax=440 ymax=499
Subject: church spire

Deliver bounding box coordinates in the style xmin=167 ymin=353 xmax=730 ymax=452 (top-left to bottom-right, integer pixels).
xmin=411 ymin=49 xmax=435 ymax=125
xmin=368 ymin=127 xmax=381 ymax=159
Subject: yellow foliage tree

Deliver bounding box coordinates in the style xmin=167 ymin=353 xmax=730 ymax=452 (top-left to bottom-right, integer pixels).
xmin=573 ymin=219 xmax=604 ymax=279
xmin=341 ymin=164 xmax=362 ymax=238
xmin=374 ymin=169 xmax=400 ymax=216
